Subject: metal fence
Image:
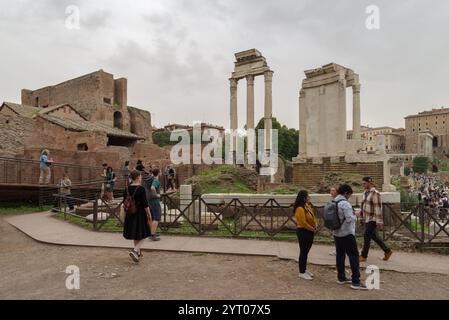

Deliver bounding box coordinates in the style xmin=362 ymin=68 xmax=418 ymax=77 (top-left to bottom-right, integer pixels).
xmin=51 ymin=188 xmax=449 ymax=245
xmin=382 ymin=203 xmax=449 ymax=244
xmin=0 ymin=156 xmax=111 ymax=185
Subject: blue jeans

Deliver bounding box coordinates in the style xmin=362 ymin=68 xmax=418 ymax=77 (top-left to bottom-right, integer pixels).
xmin=334 ymin=234 xmax=361 ymax=285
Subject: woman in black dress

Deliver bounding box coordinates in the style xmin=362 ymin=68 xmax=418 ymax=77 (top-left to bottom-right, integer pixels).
xmin=123 ymin=170 xmax=152 ymax=263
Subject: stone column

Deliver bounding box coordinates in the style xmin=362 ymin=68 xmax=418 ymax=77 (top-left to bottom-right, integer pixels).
xmin=298 ymin=88 xmax=307 ymax=157
xmin=246 ymin=75 xmax=256 ymax=160
xmin=246 ymin=75 xmax=255 ymax=130
xmin=318 ymin=85 xmax=327 ymax=157
xmin=264 ymin=71 xmax=273 ymax=151
xmin=230 ymin=78 xmax=238 ymax=153
xmin=352 ymin=84 xmax=361 ymax=140
xmin=337 ymin=79 xmax=347 ymax=156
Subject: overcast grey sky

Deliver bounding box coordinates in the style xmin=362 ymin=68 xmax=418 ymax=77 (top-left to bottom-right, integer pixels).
xmin=1 ymin=0 xmax=448 ymax=130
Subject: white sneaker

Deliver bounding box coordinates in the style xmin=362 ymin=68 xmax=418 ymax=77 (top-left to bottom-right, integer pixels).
xmin=329 ymin=250 xmax=336 ymax=256
xmin=306 ymin=270 xmax=314 ymax=277
xmin=298 ymin=273 xmax=313 ymax=280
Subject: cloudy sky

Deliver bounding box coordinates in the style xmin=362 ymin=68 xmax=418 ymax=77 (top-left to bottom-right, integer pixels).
xmin=1 ymin=0 xmax=448 ymax=130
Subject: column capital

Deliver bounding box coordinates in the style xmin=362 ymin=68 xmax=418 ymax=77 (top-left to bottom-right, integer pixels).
xmin=353 ymin=83 xmax=361 ymax=93
xmin=229 ymin=78 xmax=238 ymax=88
xmin=246 ymin=74 xmax=254 ymax=85
xmin=299 ymin=88 xmax=306 ymax=98
xmin=264 ymin=70 xmax=274 ymax=82
xmin=338 ymin=78 xmax=347 ymax=90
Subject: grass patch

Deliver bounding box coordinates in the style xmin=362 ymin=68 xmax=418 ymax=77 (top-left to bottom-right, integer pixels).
xmin=267 ymin=185 xmax=307 ymax=195
xmin=185 ymin=165 xmax=257 ymax=194
xmin=0 ymin=202 xmax=51 ymax=215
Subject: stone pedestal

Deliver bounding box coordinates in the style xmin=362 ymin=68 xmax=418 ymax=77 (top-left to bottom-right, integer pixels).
xmin=179 ymin=184 xmax=193 ymax=221
xmin=382 ymin=160 xmax=397 ymax=192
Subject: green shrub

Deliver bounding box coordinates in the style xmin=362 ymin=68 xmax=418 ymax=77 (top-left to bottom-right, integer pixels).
xmin=404 ymin=167 xmax=411 ymax=176
xmin=400 ymin=188 xmax=419 ymax=211
xmin=413 ymin=157 xmax=430 ymax=174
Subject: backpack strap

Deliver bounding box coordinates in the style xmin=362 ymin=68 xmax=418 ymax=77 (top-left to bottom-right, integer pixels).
xmin=333 ymin=199 xmax=346 ymax=225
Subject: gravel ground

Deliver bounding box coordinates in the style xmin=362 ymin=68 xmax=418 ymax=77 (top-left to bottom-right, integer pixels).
xmin=1 ymin=217 xmax=449 ymax=300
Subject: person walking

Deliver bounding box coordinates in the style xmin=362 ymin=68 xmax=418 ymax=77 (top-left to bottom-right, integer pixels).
xmin=135 ymin=160 xmax=146 ymax=173
xmin=123 ymin=161 xmax=131 ymax=186
xmin=294 ymin=190 xmax=317 ymax=280
xmin=38 ymin=149 xmax=53 ymax=184
xmin=359 ymin=176 xmax=393 ymax=262
xmin=100 ymin=163 xmax=108 ymax=200
xmin=333 ymin=184 xmax=368 ymax=290
xmin=166 ymin=165 xmax=176 ymax=192
xmin=58 ymin=173 xmax=74 ymax=211
xmin=329 ymin=186 xmax=338 ymax=256
xmin=104 ymin=166 xmax=117 ymax=202
xmin=148 ymin=168 xmax=162 ymax=241
xmin=123 ymin=170 xmax=153 ymax=263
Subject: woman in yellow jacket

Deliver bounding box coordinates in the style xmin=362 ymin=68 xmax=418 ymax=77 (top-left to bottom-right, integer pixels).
xmin=294 ymin=190 xmax=318 ymax=280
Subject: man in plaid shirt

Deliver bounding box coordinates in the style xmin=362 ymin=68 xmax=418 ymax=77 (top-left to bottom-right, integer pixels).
xmin=359 ymin=176 xmax=393 ymax=262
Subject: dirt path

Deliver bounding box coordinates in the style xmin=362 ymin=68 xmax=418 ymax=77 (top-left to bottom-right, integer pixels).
xmin=1 ymin=217 xmax=448 ymax=300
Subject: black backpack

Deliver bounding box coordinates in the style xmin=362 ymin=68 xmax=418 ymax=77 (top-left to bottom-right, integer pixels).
xmin=323 ymin=199 xmax=345 ymax=231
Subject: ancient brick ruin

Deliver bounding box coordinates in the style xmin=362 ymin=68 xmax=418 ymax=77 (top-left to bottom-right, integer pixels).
xmin=0 ymin=70 xmax=170 ymax=171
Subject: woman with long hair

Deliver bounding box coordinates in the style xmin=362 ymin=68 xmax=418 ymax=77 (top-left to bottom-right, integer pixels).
xmin=294 ymin=190 xmax=317 ymax=280
xmin=123 ymin=170 xmax=153 ymax=263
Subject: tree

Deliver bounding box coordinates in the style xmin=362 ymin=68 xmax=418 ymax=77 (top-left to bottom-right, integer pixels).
xmin=255 ymin=117 xmax=299 ymax=161
xmin=152 ymin=130 xmax=193 ymax=147
xmin=413 ymin=157 xmax=430 ymax=174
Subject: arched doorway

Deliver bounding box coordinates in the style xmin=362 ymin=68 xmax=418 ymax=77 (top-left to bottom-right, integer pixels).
xmin=113 ymin=111 xmax=123 ymax=129
xmin=433 ymin=136 xmax=439 ymax=148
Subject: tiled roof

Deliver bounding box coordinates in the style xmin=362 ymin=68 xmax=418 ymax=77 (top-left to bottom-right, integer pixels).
xmin=1 ymin=102 xmax=40 ymax=118
xmin=38 ymin=104 xmax=88 ymax=120
xmin=38 ymin=114 xmax=145 ymax=140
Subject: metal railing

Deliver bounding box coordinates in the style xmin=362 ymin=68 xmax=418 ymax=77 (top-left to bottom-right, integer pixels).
xmin=0 ymin=156 xmax=117 ymax=185
xmin=382 ymin=203 xmax=449 ymax=244
xmin=50 ymin=187 xmax=449 ymax=245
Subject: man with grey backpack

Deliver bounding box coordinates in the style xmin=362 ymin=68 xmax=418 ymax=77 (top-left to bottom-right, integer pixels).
xmin=324 ymin=184 xmax=368 ymax=290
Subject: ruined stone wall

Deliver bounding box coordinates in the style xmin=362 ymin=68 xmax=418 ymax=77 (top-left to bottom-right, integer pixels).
xmin=21 ymin=70 xmax=114 ymax=121
xmin=66 ymin=131 xmax=109 ymax=152
xmin=293 ymin=157 xmax=384 ymax=190
xmin=27 ymin=117 xmax=73 ymax=151
xmin=132 ymin=143 xmax=170 ymax=163
xmin=128 ymin=106 xmax=153 ymax=142
xmin=0 ymin=113 xmax=34 ymax=156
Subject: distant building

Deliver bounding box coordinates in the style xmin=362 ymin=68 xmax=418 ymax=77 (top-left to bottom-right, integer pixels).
xmin=164 ymin=122 xmax=225 ymax=139
xmin=405 ymin=107 xmax=449 ymax=154
xmin=347 ymin=126 xmax=405 ymax=154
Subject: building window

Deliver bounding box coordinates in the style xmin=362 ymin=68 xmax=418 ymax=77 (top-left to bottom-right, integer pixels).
xmin=103 ymin=97 xmax=112 ymax=104
xmin=77 ymin=143 xmax=88 ymax=151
